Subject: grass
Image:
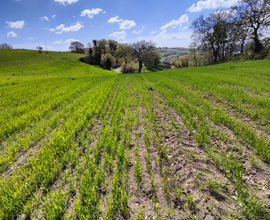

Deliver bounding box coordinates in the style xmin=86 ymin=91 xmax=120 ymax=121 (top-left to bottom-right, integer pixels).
xmin=0 ymin=49 xmax=270 ymax=219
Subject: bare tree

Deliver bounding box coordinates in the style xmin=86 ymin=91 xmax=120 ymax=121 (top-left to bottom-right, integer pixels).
xmin=131 ymin=40 xmax=156 ymax=73
xmin=36 ymin=46 xmax=43 ymax=53
xmin=0 ymin=43 xmax=13 ymax=49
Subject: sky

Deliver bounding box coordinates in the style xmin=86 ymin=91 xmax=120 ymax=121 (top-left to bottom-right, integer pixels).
xmin=0 ymin=0 xmax=239 ymax=51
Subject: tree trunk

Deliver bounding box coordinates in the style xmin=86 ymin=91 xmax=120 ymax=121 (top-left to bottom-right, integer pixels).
xmin=123 ymin=59 xmax=127 ymax=73
xmin=213 ymin=50 xmax=218 ymax=63
xmin=193 ymin=51 xmax=197 ymax=66
xmin=253 ymin=28 xmax=263 ymax=53
xmin=138 ymin=61 xmax=143 ymax=73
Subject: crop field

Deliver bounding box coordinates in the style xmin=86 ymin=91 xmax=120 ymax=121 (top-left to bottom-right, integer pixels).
xmin=0 ymin=50 xmax=270 ymax=219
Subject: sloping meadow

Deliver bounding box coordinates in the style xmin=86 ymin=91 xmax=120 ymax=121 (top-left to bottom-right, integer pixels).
xmin=0 ymin=55 xmax=270 ymax=219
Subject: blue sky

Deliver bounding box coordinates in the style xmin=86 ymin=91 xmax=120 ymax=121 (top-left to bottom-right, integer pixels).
xmin=0 ymin=0 xmax=238 ymax=51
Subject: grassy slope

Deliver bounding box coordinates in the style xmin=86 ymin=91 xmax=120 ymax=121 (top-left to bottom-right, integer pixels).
xmin=0 ymin=49 xmax=116 ymax=77
xmin=1 ymin=49 xmax=270 ymax=219
xmin=147 ymin=60 xmax=270 ymax=131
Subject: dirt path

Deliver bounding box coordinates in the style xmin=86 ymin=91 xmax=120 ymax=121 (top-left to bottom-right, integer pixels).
xmin=114 ymin=66 xmax=121 ymax=73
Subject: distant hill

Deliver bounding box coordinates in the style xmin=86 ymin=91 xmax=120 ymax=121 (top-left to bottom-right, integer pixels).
xmin=157 ymin=47 xmax=189 ymax=63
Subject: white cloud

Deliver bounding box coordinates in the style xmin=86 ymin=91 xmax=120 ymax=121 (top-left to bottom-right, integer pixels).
xmin=160 ymin=14 xmax=189 ymax=30
xmin=150 ymin=30 xmax=156 ymax=34
xmin=183 ymin=26 xmax=189 ymax=30
xmin=50 ymin=21 xmax=84 ymax=34
xmin=40 ymin=16 xmax=49 ymax=21
xmin=54 ymin=0 xmax=79 ymax=5
xmin=28 ymin=37 xmax=33 ymax=40
xmin=108 ymin=16 xmax=122 ymax=23
xmin=157 ymin=29 xmax=188 ymax=41
xmin=80 ymin=8 xmax=104 ymax=18
xmin=187 ymin=0 xmax=238 ymax=12
xmin=7 ymin=31 xmax=17 ymax=37
xmin=6 ymin=20 xmax=25 ymax=29
xmin=53 ymin=39 xmax=63 ymax=44
xmin=103 ymin=11 xmax=106 ymax=14
xmin=52 ymin=15 xmax=56 ymax=19
xmin=107 ymin=16 xmax=136 ymax=30
xmin=109 ymin=31 xmax=127 ymax=40
xmin=53 ymin=38 xmax=78 ymax=44
xmin=119 ymin=20 xmax=136 ymax=29
xmin=132 ymin=29 xmax=143 ymax=34
xmin=142 ymin=25 xmax=146 ymax=29
xmin=65 ymin=38 xmax=79 ymax=44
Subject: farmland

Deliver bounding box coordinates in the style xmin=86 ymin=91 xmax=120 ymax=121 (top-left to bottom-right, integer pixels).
xmin=157 ymin=48 xmax=189 ymax=63
xmin=0 ymin=49 xmax=270 ymax=219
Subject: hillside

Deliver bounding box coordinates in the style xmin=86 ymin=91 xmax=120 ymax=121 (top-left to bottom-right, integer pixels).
xmin=0 ymin=49 xmax=115 ymax=77
xmin=157 ymin=47 xmax=189 ymax=62
xmin=0 ymin=49 xmax=270 ymax=219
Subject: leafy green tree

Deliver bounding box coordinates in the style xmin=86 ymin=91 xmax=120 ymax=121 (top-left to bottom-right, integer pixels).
xmin=108 ymin=40 xmax=118 ymax=56
xmin=132 ymin=40 xmax=156 ymax=73
xmin=233 ymin=0 xmax=270 ymax=53
xmin=144 ymin=50 xmax=160 ymax=69
xmin=98 ymin=39 xmax=107 ymax=55
xmin=69 ymin=41 xmax=84 ymax=53
xmin=115 ymin=44 xmax=133 ymax=73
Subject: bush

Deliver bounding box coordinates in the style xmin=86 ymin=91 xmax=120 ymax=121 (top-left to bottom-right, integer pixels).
xmin=101 ymin=53 xmax=116 ymax=70
xmin=121 ymin=61 xmax=145 ymax=74
xmin=170 ymin=58 xmax=181 ymax=68
xmin=180 ymin=55 xmax=189 ymax=67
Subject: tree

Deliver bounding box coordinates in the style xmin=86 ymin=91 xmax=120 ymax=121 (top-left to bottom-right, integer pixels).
xmin=36 ymin=46 xmax=43 ymax=53
xmin=189 ymin=42 xmax=198 ymax=66
xmin=69 ymin=41 xmax=84 ymax=53
xmin=131 ymin=40 xmax=156 ymax=73
xmin=144 ymin=50 xmax=160 ymax=69
xmin=108 ymin=40 xmax=118 ymax=57
xmin=0 ymin=43 xmax=13 ymax=49
xmin=101 ymin=53 xmax=116 ymax=70
xmin=233 ymin=0 xmax=270 ymax=53
xmin=115 ymin=44 xmax=133 ymax=73
xmin=92 ymin=39 xmax=101 ymax=64
xmin=98 ymin=39 xmax=107 ymax=55
xmin=191 ymin=10 xmax=237 ymax=63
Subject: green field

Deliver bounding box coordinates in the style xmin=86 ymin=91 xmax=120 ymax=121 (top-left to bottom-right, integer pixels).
xmin=0 ymin=49 xmax=270 ymax=219
xmin=157 ymin=47 xmax=189 ymax=62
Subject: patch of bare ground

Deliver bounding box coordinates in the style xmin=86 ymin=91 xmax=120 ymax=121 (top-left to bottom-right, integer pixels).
xmin=171 ymin=86 xmax=270 ymax=204
xmin=127 ymin=96 xmax=155 ymax=219
xmin=207 ymin=120 xmax=270 ymax=202
xmin=140 ymin=97 xmax=181 ymax=219
xmin=149 ymin=90 xmax=238 ymax=219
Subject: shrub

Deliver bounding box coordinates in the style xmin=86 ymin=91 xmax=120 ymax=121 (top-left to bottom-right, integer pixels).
xmin=101 ymin=53 xmax=116 ymax=70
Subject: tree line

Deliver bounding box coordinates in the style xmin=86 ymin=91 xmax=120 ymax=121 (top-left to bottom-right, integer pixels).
xmin=69 ymin=40 xmax=160 ymax=73
xmin=189 ymin=0 xmax=270 ymax=65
